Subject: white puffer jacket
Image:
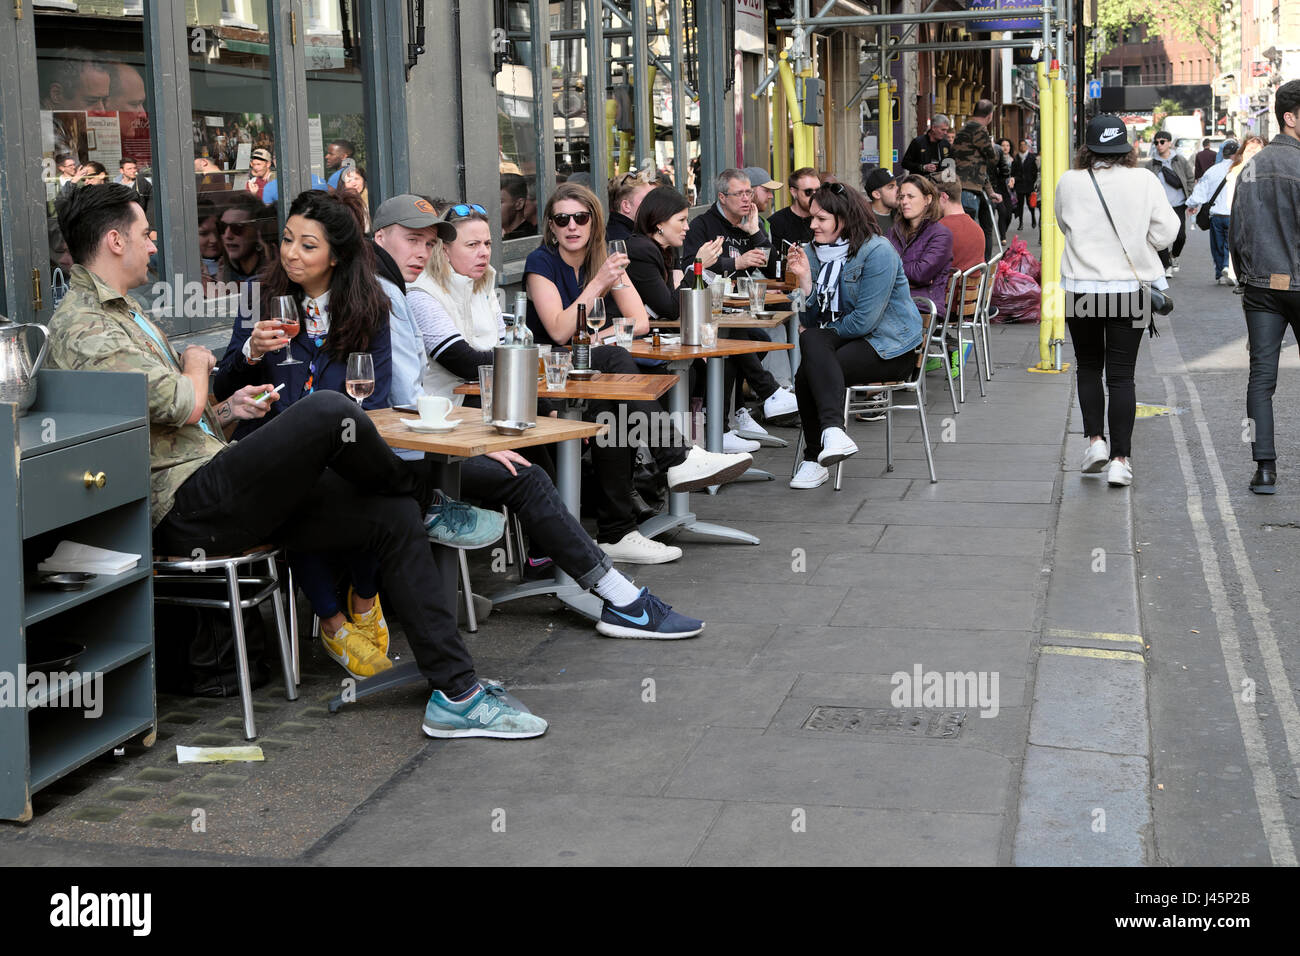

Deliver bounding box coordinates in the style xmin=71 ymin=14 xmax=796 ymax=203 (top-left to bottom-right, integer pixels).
xmin=410 ymin=265 xmax=503 ymax=403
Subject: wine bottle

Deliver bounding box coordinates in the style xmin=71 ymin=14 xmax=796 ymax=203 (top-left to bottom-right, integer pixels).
xmin=693 ymin=257 xmax=705 ymax=290
xmin=573 ymin=303 xmax=591 ymax=371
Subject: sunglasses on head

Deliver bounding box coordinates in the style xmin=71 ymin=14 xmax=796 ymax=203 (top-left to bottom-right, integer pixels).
xmin=445 ymin=203 xmax=487 ymax=221
xmin=550 ymin=211 xmax=591 ymax=227
xmin=821 ymin=182 xmax=847 ymax=196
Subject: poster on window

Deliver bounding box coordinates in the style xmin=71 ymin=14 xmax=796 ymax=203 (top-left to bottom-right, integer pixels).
xmin=86 ymin=112 xmax=123 ymax=172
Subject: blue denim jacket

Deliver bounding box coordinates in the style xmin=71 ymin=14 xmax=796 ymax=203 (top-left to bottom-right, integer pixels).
xmin=1229 ymin=134 xmax=1300 ymax=291
xmin=800 ymin=236 xmax=924 ymax=359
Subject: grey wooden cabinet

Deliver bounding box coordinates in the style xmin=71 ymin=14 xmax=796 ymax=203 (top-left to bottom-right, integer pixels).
xmin=1 ymin=369 xmax=155 ymax=822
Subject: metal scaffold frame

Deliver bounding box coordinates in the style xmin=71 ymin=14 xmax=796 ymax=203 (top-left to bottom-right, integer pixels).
xmin=759 ymin=0 xmax=1075 ymax=371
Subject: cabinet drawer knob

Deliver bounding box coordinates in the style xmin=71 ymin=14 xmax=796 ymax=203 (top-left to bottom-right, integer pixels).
xmin=83 ymin=471 xmax=107 ymax=489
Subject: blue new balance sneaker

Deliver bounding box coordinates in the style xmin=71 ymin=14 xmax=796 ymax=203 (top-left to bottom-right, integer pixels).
xmin=424 ymin=494 xmax=505 ymax=550
xmin=422 ymin=683 xmax=548 ymax=739
xmin=596 ymin=588 xmax=705 ymax=640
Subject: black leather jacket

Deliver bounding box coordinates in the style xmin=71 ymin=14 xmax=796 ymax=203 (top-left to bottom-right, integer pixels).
xmin=1229 ymin=134 xmax=1300 ymax=291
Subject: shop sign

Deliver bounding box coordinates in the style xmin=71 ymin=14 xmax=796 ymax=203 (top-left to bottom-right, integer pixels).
xmin=736 ymin=0 xmax=765 ymax=55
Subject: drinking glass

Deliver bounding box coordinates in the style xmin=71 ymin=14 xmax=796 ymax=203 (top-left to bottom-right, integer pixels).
xmin=345 ymin=353 xmax=374 ymax=405
xmin=544 ymin=350 xmax=572 ymax=391
xmin=536 ymin=343 xmax=551 ymax=378
xmin=747 ymin=278 xmax=766 ymax=314
xmin=477 ymin=365 xmax=494 ymax=422
xmin=271 ymin=295 xmax=302 ymax=365
xmin=700 ymin=318 xmax=718 ymax=349
xmin=607 ymin=240 xmax=628 ymax=289
xmin=587 ymin=297 xmax=606 ymax=340
xmin=614 ymin=316 xmax=636 ymax=347
xmin=709 ymin=277 xmax=726 ymax=318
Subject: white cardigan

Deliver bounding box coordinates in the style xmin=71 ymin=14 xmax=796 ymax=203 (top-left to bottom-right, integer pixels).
xmin=410 ymin=266 xmax=504 ymax=403
xmin=1055 ymin=164 xmax=1181 ymax=291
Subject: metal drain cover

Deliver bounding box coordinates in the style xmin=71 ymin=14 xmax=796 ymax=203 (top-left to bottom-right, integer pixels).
xmin=802 ymin=706 xmax=966 ymax=738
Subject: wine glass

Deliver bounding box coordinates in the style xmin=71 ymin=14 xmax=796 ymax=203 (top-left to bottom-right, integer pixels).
xmin=271 ymin=295 xmax=301 ymax=365
xmin=607 ymin=240 xmax=628 ymax=289
xmin=587 ymin=297 xmax=606 ymax=343
xmin=345 ymin=353 xmax=375 ymax=406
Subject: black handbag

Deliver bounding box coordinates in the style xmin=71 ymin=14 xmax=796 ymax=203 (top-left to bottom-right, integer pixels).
xmin=1088 ymin=170 xmax=1174 ymax=330
xmin=1195 ymin=176 xmax=1228 ymax=231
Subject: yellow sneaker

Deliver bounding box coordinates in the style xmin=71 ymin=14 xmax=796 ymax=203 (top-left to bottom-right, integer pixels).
xmin=320 ymin=621 xmax=393 ymax=679
xmin=348 ymin=586 xmax=389 ymax=656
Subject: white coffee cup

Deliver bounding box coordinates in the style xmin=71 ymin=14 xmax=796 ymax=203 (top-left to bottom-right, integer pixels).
xmin=417 ymin=394 xmax=452 ymax=424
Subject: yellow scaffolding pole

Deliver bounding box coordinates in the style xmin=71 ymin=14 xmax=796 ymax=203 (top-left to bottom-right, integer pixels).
xmin=878 ymin=77 xmax=892 ymax=171
xmin=778 ymin=53 xmax=811 ymax=171
xmin=606 ymin=98 xmax=618 ymax=181
xmin=1035 ymin=61 xmax=1057 ymax=370
xmin=1051 ymin=64 xmax=1068 ymax=367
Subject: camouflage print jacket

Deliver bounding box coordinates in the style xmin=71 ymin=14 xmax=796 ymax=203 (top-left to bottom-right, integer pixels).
xmin=952 ymin=119 xmax=997 ymax=197
xmin=47 ymin=265 xmax=227 ymax=528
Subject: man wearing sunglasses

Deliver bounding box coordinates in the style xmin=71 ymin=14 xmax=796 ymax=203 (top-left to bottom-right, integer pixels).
xmin=767 ymin=167 xmax=820 ymax=275
xmin=217 ymin=192 xmax=269 ymax=284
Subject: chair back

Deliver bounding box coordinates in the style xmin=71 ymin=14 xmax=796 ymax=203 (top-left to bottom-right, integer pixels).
xmin=959 ymin=262 xmax=986 ymax=322
xmin=980 ymin=251 xmax=1004 ymax=316
xmin=941 ymin=269 xmax=962 ymax=325
xmin=908 ymin=297 xmax=938 ymax=383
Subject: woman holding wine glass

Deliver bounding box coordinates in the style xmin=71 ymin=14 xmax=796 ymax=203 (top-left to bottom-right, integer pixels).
xmin=524 ymin=182 xmax=753 ymax=564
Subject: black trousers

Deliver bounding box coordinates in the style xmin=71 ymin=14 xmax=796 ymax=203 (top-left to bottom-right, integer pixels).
xmin=586 ymin=344 xmax=689 ymax=542
xmin=1157 ymin=205 xmax=1187 ymax=267
xmin=794 ymin=327 xmax=917 ymax=461
xmin=1065 ymin=295 xmax=1146 ymax=459
xmin=722 ymin=328 xmax=781 ymax=414
xmin=458 ymin=454 xmax=612 ymax=588
xmin=1244 ymin=285 xmax=1300 ymax=463
xmin=153 ymin=391 xmax=477 ymax=696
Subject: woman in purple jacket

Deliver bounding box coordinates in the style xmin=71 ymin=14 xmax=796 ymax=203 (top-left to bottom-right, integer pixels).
xmin=889 ymin=174 xmax=953 ymax=312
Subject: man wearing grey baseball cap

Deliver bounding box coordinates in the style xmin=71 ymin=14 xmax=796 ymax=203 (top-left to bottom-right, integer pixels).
xmin=372 ymin=193 xmax=458 ymax=240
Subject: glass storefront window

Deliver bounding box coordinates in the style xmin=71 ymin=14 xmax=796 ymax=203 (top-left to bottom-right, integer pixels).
xmin=35 ymin=2 xmax=150 ymax=309
xmin=305 ymin=4 xmax=371 ymax=225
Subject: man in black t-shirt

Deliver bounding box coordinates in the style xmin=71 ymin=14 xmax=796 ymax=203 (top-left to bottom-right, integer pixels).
xmin=766 ymin=166 xmax=820 ymax=278
xmin=901 ymin=115 xmax=953 ymax=176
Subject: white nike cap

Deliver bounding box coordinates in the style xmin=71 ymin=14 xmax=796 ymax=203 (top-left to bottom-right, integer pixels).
xmin=1086 ymin=114 xmax=1131 ymax=154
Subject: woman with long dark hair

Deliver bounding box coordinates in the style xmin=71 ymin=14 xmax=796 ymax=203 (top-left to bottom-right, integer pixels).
xmin=889 ymin=174 xmax=953 ymax=312
xmin=1057 ymin=115 xmax=1179 ymax=488
xmin=786 ymin=183 xmax=924 ymax=489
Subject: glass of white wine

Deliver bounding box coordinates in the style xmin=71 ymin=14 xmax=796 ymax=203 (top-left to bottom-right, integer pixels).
xmin=345 ymin=353 xmax=375 ymax=406
xmin=587 ymin=297 xmax=606 ymax=345
xmin=607 ymin=240 xmax=627 ymax=289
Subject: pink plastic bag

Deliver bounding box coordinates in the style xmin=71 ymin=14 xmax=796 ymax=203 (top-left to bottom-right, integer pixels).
xmin=1001 ymin=236 xmax=1041 ymax=283
xmin=991 ymin=265 xmax=1041 ymax=323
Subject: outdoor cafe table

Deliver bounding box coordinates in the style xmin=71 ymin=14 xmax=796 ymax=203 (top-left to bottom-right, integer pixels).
xmin=624 ymin=337 xmax=793 ymax=546
xmin=454 ymin=372 xmax=676 ymax=620
xmin=329 ymin=406 xmax=607 ymax=711
xmin=723 ymin=286 xmax=803 ymax=376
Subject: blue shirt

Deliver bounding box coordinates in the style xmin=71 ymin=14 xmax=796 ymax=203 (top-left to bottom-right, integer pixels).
xmin=522 ymin=244 xmax=621 ymax=346
xmin=261 ymin=174 xmax=329 ymax=207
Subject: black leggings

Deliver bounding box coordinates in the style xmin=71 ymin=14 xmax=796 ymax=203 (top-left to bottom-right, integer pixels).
xmin=1066 ymin=298 xmax=1146 ymax=459
xmin=794 ymin=327 xmax=917 ymax=461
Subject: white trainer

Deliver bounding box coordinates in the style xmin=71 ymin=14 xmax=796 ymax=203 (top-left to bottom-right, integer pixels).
xmin=790 ymin=460 xmax=829 ymax=489
xmin=731 ymin=406 xmax=770 ymax=440
xmin=1080 ymin=438 xmax=1109 ymax=474
xmin=763 ymin=386 xmax=799 ymax=420
xmin=600 ymin=531 xmax=683 ymax=565
xmin=723 ymin=430 xmax=761 ymax=454
xmin=666 ymin=445 xmax=753 ymax=492
xmin=816 ymin=426 xmax=859 ymax=467
xmin=1106 ymin=458 xmax=1133 ymax=487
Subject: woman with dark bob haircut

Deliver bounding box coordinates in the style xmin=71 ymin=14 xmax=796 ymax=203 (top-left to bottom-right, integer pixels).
xmin=625 ymin=185 xmax=721 ymax=318
xmin=785 ymin=182 xmax=924 ymax=489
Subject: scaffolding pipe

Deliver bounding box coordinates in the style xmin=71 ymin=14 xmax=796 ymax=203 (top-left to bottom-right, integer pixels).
xmin=1052 ymin=61 xmax=1068 ymax=369
xmin=866 ymin=39 xmax=1040 ymax=54
xmin=1037 ymin=60 xmax=1055 ymax=370
xmin=777 ymin=7 xmax=1048 ymax=28
xmin=778 ymin=53 xmax=811 ymax=171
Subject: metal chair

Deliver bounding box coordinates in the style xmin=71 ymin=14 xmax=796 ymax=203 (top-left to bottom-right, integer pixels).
xmin=977 ymin=249 xmax=1005 ymax=379
xmin=153 ymin=546 xmax=299 ymax=740
xmin=952 ymin=262 xmax=988 ymax=402
xmin=791 ymin=297 xmax=940 ymax=488
xmin=930 ymin=270 xmax=962 ymax=415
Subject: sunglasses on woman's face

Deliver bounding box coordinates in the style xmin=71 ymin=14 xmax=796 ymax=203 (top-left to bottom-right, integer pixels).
xmin=446 ymin=203 xmax=487 ymax=220
xmin=550 ymin=212 xmax=591 ymax=227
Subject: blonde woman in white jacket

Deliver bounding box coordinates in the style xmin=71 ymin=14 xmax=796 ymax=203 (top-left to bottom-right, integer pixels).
xmin=1057 ymin=115 xmax=1180 ymax=488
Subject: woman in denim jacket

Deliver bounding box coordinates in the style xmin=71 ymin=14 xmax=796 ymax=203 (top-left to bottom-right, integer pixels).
xmin=786 ymin=182 xmax=924 ymax=489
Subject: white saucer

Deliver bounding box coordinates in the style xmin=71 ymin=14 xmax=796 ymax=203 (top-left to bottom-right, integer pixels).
xmin=400 ymin=417 xmax=460 ymax=433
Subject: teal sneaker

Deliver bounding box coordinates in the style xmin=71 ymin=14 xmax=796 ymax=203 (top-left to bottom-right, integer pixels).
xmin=422 ymin=683 xmax=548 ymax=739
xmin=424 ymin=494 xmax=505 ymax=549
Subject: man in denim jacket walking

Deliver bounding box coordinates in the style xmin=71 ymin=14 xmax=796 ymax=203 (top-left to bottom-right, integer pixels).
xmin=1230 ymin=80 xmax=1300 ymax=494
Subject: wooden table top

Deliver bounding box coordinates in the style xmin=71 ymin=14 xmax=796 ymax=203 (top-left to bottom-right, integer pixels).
xmin=370 ymin=406 xmax=606 ymax=457
xmin=454 ymin=372 xmax=675 ymax=402
xmin=656 ymin=310 xmax=792 ymax=330
xmin=724 ymin=290 xmax=791 ymax=308
xmin=623 ymin=338 xmax=794 ymax=361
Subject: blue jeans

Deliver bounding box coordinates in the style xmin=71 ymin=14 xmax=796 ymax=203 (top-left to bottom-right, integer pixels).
xmin=1209 ymin=214 xmax=1230 ymax=278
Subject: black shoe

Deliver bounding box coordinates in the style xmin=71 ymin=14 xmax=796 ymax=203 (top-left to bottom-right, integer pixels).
xmin=521 ymin=556 xmax=557 ymax=582
xmin=1250 ymin=464 xmax=1276 ymax=495
xmin=630 ymin=489 xmax=663 ymax=523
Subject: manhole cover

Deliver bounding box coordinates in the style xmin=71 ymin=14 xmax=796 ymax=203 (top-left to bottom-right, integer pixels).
xmin=802 ymin=706 xmax=966 ymax=738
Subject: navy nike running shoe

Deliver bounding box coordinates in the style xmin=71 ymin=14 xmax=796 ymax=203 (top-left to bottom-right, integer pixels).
xmin=595 ymin=588 xmax=705 ymax=640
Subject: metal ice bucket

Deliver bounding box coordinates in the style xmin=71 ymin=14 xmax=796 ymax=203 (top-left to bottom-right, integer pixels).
xmin=491 ymin=343 xmax=539 ymax=425
xmin=678 ymin=289 xmax=710 ymax=347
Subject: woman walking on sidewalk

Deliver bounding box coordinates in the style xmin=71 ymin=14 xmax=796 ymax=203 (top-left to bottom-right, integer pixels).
xmin=1056 ymin=115 xmax=1180 ymax=488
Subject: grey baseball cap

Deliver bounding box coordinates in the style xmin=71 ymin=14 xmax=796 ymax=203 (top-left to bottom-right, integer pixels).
xmin=371 ymin=194 xmax=457 ymax=240
xmin=743 ymin=166 xmax=782 ymax=190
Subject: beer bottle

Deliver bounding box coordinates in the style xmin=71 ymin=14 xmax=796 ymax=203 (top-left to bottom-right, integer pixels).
xmin=573 ymin=303 xmax=591 ymax=371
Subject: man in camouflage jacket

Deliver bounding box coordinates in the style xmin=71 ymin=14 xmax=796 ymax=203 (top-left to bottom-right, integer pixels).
xmin=952 ymin=99 xmax=1001 ymax=257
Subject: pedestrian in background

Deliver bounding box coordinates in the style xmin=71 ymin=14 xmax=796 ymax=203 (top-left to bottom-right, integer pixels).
xmin=1057 ymin=115 xmax=1179 ymax=489
xmin=1145 ymin=131 xmax=1193 ymax=275
xmin=1230 ymin=80 xmax=1300 ymax=495
xmin=1187 ymin=140 xmax=1240 ymax=285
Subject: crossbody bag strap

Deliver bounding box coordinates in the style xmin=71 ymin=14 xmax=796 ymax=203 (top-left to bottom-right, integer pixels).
xmin=1204 ymin=174 xmax=1228 ymax=210
xmin=1087 ymin=168 xmax=1144 ymax=285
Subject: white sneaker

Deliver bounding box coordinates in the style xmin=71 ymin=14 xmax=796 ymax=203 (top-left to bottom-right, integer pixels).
xmin=816 ymin=426 xmax=859 ymax=467
xmin=600 ymin=530 xmax=683 ymax=565
xmin=790 ymin=460 xmax=829 ymax=489
xmin=1171 ymin=258 xmax=1180 ymax=273
xmin=1080 ymin=438 xmax=1109 ymax=474
xmin=1164 ymin=266 xmax=1174 ymax=277
xmin=1106 ymin=458 xmax=1133 ymax=487
xmin=666 ymin=445 xmax=753 ymax=492
xmin=763 ymin=386 xmax=799 ymax=420
xmin=722 ymin=429 xmax=761 ymax=454
xmin=731 ymin=406 xmax=770 ymax=440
